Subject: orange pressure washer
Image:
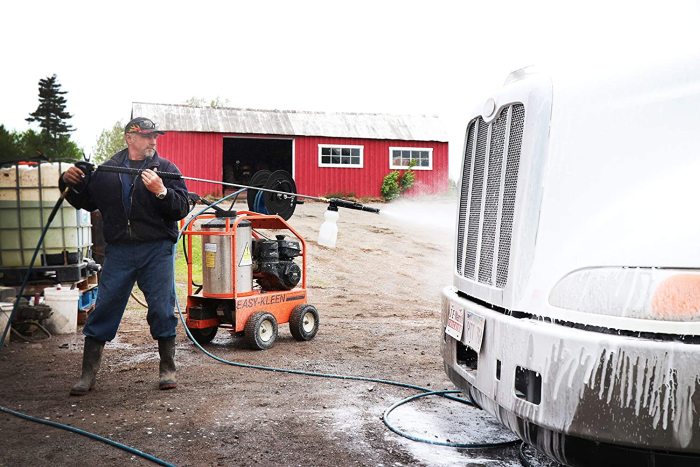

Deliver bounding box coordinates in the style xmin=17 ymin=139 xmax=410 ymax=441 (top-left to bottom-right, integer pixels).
xmin=181 ymin=207 xmax=316 ymax=350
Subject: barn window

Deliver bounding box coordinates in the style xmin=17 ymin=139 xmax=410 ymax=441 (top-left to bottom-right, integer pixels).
xmin=318 ymin=145 xmax=364 ymax=168
xmin=389 ymin=147 xmax=433 ymax=170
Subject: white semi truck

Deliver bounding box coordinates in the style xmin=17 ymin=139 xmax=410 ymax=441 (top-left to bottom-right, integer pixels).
xmin=441 ymin=58 xmax=700 ymax=466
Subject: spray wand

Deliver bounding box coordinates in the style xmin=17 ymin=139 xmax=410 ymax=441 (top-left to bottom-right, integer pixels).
xmin=74 ymin=162 xmax=379 ymax=214
xmin=326 ymin=198 xmax=379 ymax=214
xmin=74 ymin=162 xmax=378 ymax=248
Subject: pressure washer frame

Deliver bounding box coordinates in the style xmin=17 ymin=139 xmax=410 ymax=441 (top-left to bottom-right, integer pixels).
xmin=181 ymin=209 xmax=312 ymax=349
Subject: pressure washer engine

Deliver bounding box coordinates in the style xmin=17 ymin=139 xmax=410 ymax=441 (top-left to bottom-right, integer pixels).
xmin=253 ymin=235 xmax=302 ymax=291
xmin=182 ymin=204 xmax=316 ymax=350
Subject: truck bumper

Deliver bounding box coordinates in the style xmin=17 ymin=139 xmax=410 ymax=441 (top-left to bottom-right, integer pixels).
xmin=440 ymin=286 xmax=700 ymax=464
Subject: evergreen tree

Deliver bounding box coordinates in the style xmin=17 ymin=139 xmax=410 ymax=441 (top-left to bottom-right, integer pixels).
xmin=24 ymin=74 xmax=82 ymax=161
xmin=26 ymin=74 xmax=75 ymax=140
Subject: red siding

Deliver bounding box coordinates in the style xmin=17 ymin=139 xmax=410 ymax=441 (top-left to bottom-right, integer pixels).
xmin=156 ymin=132 xmax=223 ymax=196
xmin=294 ymin=136 xmax=449 ymax=198
xmin=156 ymin=132 xmax=448 ymax=199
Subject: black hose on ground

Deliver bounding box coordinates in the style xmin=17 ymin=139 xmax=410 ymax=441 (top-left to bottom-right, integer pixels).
xmin=382 ymin=390 xmax=519 ymax=449
xmin=177 ymin=194 xmax=522 ymax=450
xmin=0 ymin=406 xmax=175 ymax=467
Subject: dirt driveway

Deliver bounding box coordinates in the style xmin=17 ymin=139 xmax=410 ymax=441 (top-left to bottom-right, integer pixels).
xmin=0 ymin=196 xmax=531 ymax=466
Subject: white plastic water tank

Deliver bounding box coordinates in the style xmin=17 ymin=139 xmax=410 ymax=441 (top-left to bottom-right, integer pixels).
xmin=0 ymin=162 xmax=92 ymax=267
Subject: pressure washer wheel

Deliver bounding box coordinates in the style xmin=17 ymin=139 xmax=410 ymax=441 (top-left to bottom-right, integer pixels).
xmin=289 ymin=304 xmax=319 ymax=341
xmin=244 ymin=312 xmax=279 ymax=350
xmin=188 ymin=326 xmax=218 ymax=345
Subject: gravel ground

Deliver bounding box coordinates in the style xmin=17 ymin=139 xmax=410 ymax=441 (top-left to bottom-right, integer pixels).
xmin=0 ymin=197 xmax=554 ymax=466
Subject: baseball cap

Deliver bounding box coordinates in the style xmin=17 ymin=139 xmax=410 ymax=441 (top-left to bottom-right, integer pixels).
xmin=124 ymin=117 xmax=165 ymax=135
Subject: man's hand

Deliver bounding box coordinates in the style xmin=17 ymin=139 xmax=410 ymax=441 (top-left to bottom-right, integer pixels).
xmin=62 ymin=166 xmax=86 ymax=186
xmin=141 ymin=169 xmax=165 ymax=195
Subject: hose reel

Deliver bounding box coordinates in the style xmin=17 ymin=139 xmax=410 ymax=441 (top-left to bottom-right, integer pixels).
xmin=246 ymin=170 xmax=299 ymax=220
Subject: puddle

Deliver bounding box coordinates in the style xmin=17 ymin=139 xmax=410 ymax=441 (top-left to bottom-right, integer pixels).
xmin=384 ymin=395 xmax=523 ymax=466
xmin=326 ymin=392 xmax=526 ymax=466
xmin=116 ymin=352 xmax=159 ymax=366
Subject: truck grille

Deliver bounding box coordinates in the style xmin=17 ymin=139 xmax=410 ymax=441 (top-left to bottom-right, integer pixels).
xmin=456 ymin=104 xmax=524 ymax=288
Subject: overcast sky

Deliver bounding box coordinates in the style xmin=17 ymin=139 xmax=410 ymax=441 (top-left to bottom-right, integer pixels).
xmin=2 ymin=0 xmax=699 ymax=179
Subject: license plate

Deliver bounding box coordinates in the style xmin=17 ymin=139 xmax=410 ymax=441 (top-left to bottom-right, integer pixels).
xmin=446 ymin=304 xmax=485 ymax=352
xmin=464 ymin=312 xmax=485 ymax=352
xmin=445 ymin=304 xmax=465 ymax=340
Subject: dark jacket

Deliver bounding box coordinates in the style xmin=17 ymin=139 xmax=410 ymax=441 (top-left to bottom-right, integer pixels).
xmin=59 ymin=149 xmax=190 ymax=244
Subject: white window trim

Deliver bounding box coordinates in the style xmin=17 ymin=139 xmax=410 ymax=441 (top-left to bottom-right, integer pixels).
xmin=318 ymin=144 xmax=364 ymax=168
xmin=389 ymin=147 xmax=433 ymax=170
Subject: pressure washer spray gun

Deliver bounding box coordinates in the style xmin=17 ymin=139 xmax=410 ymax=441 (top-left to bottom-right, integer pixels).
xmin=71 ymin=162 xmax=379 ymax=248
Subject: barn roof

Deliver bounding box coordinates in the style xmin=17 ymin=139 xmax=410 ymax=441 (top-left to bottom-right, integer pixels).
xmin=131 ymin=102 xmax=448 ymax=142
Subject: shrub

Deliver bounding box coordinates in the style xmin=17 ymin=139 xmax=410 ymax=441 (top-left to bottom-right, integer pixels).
xmin=381 ymin=165 xmax=416 ymax=201
xmin=380 ymin=171 xmax=401 ymax=201
xmin=399 ymin=167 xmax=415 ymax=192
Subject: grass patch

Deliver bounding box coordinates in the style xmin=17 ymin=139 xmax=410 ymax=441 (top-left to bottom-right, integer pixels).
xmin=175 ymin=236 xmax=202 ymax=286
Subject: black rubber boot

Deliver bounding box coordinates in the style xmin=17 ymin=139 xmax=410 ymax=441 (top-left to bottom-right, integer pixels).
xmin=70 ymin=337 xmax=105 ymax=396
xmin=158 ymin=338 xmax=177 ymax=390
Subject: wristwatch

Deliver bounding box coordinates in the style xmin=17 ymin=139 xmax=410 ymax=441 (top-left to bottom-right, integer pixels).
xmin=156 ymin=188 xmax=168 ymax=199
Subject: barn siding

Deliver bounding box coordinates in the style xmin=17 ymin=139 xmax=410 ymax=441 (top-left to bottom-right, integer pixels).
xmin=294 ymin=136 xmax=449 ymax=198
xmin=156 ymin=132 xmax=222 ymax=196
xmin=156 ymin=132 xmax=448 ymax=198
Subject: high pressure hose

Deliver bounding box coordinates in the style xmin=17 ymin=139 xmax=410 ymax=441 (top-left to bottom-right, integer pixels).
xmin=1 ymin=167 xmax=520 ymax=465
xmin=0 ymin=405 xmax=175 ymax=467
xmin=382 ymin=390 xmax=517 ymax=448
xmin=176 ymin=192 xmax=520 ymax=450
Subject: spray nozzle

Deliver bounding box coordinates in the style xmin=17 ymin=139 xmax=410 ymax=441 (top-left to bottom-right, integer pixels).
xmin=328 ymin=198 xmax=380 ymax=214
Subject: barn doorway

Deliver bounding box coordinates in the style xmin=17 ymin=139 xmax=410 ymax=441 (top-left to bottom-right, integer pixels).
xmin=222 ymin=137 xmax=293 ymax=189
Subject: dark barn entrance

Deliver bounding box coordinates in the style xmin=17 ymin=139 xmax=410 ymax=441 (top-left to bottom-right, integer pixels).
xmin=222 ymin=137 xmax=293 ymax=189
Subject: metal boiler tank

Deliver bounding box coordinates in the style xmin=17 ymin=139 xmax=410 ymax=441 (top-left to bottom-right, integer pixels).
xmin=201 ymin=217 xmax=252 ymax=296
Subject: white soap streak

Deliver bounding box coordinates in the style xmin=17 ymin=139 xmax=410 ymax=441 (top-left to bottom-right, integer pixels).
xmin=529 ymin=334 xmax=699 ymax=448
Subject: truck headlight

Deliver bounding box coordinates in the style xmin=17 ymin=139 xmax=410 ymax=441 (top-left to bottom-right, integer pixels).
xmin=549 ymin=267 xmax=700 ymax=321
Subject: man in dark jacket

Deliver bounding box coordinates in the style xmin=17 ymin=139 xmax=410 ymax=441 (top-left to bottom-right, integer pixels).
xmin=60 ymin=117 xmax=190 ymax=395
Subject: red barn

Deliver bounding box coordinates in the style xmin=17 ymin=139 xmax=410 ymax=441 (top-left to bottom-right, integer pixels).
xmin=132 ymin=102 xmax=449 ymax=198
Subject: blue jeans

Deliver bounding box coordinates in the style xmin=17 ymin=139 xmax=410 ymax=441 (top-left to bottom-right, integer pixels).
xmin=84 ymin=239 xmax=177 ymax=342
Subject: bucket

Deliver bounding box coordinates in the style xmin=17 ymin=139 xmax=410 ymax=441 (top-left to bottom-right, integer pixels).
xmin=43 ymin=285 xmax=80 ymax=334
xmin=0 ymin=302 xmax=12 ymax=344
